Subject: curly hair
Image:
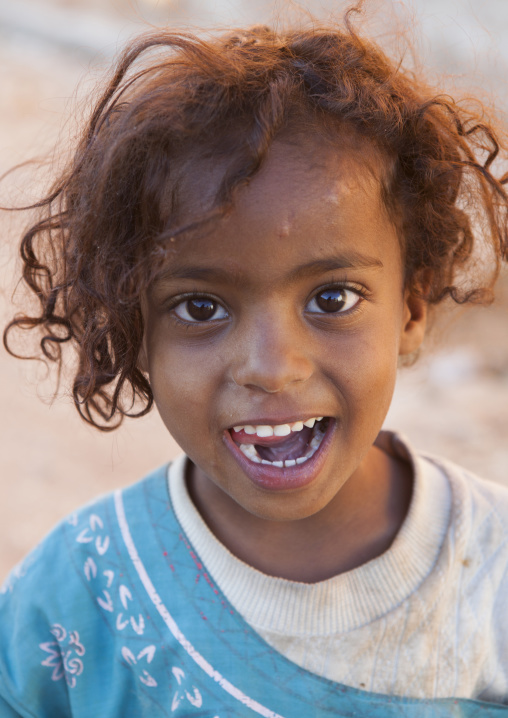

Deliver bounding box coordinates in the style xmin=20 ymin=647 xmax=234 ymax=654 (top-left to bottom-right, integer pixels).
xmin=4 ymin=7 xmax=508 ymax=430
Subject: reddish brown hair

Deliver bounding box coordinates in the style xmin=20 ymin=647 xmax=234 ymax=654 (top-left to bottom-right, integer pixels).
xmin=4 ymin=10 xmax=508 ymax=429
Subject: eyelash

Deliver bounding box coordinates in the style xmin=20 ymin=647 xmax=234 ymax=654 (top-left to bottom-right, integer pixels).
xmin=167 ymin=292 xmax=228 ymax=326
xmin=305 ymin=283 xmax=369 ymax=316
xmin=167 ymin=283 xmax=369 ymax=326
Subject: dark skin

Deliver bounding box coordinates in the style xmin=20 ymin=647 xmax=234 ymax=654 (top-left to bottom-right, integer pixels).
xmin=140 ymin=137 xmax=427 ymax=584
xmin=188 ymin=444 xmax=413 ymax=582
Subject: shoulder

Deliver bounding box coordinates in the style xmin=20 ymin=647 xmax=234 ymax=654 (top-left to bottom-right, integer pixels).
xmin=382 ymin=431 xmax=508 ymax=594
xmin=418 ymin=453 xmax=508 ymax=700
xmin=414 ymin=448 xmax=508 ymax=619
xmin=382 ymin=431 xmax=508 ymax=546
xmin=422 ymin=451 xmax=508 ymax=550
xmin=1 ymin=464 xmax=168 ymax=597
xmin=0 ymin=465 xmax=169 ymax=716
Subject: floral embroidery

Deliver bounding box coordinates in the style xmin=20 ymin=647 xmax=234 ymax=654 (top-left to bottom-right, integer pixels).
xmin=40 ymin=624 xmax=85 ymax=688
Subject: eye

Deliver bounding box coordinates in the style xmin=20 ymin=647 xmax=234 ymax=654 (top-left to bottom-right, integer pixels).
xmin=173 ymin=296 xmax=228 ymax=323
xmin=306 ymin=286 xmax=362 ymax=314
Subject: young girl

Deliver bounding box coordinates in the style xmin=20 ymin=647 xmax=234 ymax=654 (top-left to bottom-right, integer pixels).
xmin=1 ymin=9 xmax=508 ymax=717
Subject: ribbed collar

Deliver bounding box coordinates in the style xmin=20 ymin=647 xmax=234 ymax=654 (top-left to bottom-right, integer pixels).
xmin=168 ymin=432 xmax=451 ymax=636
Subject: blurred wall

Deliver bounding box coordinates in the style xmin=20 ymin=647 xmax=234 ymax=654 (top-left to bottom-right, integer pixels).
xmin=0 ymin=0 xmax=507 ymax=582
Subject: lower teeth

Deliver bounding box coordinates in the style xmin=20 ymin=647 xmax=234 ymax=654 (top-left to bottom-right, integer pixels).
xmin=237 ymin=421 xmax=326 ymax=467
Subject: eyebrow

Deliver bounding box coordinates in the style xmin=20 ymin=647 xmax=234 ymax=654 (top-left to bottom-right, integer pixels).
xmin=289 ymin=253 xmax=384 ymax=280
xmin=156 ymin=252 xmax=383 ymax=285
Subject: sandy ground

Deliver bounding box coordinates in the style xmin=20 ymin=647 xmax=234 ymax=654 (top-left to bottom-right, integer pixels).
xmin=0 ymin=1 xmax=507 ymax=583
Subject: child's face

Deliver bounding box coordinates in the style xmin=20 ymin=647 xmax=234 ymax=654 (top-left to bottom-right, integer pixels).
xmin=140 ymin=137 xmax=426 ymax=522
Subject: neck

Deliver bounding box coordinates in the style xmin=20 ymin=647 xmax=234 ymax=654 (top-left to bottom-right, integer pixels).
xmin=188 ymin=445 xmax=413 ymax=583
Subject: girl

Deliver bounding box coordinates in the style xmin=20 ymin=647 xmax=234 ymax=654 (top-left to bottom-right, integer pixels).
xmin=1 ymin=8 xmax=508 ymax=717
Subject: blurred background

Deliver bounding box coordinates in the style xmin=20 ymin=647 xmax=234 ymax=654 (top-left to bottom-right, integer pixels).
xmin=0 ymin=0 xmax=507 ymax=582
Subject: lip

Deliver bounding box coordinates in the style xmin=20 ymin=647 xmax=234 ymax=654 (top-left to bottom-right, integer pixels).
xmin=223 ymin=418 xmax=336 ymax=492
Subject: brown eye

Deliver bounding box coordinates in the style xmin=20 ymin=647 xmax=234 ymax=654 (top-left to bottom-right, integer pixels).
xmin=316 ymin=288 xmax=347 ymax=312
xmin=187 ymin=298 xmax=216 ymax=320
xmin=173 ymin=297 xmax=228 ymax=322
xmin=307 ymin=287 xmax=361 ymax=314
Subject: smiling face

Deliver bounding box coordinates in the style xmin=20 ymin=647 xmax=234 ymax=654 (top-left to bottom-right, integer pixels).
xmin=140 ymin=136 xmax=426 ymax=525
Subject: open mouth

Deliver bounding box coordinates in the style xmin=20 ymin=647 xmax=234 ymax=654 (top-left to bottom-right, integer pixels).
xmin=229 ymin=417 xmax=330 ymax=468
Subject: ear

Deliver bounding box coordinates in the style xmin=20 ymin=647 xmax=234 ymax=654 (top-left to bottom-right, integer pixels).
xmin=137 ymin=337 xmax=149 ymax=374
xmin=137 ymin=295 xmax=150 ymax=374
xmin=399 ymin=287 xmax=428 ymax=356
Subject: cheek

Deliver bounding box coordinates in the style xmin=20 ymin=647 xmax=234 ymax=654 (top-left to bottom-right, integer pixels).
xmin=324 ymin=324 xmax=399 ymax=420
xmin=146 ymin=334 xmax=223 ymax=442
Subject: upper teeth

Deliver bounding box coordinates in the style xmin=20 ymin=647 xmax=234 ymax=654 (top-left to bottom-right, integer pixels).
xmin=233 ymin=417 xmax=323 ymax=438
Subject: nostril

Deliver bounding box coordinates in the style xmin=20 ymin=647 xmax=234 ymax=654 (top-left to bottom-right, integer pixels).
xmin=231 ymin=356 xmax=314 ymax=393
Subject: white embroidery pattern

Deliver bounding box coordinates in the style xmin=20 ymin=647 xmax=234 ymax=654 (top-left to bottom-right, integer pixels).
xmin=1 ymin=564 xmax=25 ymax=595
xmin=79 ymin=513 xmax=145 ymax=636
xmin=74 ymin=499 xmax=222 ymax=711
xmin=75 ymin=507 xmax=159 ymax=694
xmin=40 ymin=624 xmax=85 ymax=688
xmin=76 ymin=513 xmax=110 ymax=556
xmin=114 ymin=489 xmax=285 ymax=718
xmin=170 ymin=666 xmax=203 ymax=712
xmin=121 ymin=645 xmax=158 ymax=688
xmin=1 ymin=553 xmax=37 ymax=594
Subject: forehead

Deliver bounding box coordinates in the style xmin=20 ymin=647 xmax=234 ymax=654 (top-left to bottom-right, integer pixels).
xmin=175 ymin=131 xmax=390 ymax=223
xmin=239 ymin=138 xmax=388 ymax=233
xmin=155 ymin=134 xmax=401 ymax=287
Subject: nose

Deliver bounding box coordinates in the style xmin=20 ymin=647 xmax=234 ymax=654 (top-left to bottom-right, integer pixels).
xmin=230 ymin=313 xmax=314 ymax=394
